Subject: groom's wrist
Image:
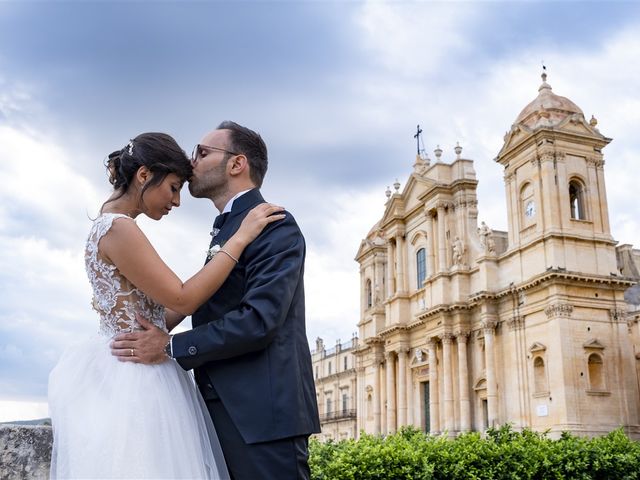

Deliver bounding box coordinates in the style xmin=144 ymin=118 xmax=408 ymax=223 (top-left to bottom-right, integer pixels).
xmin=164 ymin=335 xmax=174 ymax=358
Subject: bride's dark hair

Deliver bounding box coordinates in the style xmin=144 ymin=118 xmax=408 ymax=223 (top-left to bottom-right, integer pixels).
xmin=103 ymin=133 xmax=192 ymax=209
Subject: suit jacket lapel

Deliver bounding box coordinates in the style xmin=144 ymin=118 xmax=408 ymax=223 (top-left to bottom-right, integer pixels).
xmin=227 ymin=188 xmax=265 ymax=222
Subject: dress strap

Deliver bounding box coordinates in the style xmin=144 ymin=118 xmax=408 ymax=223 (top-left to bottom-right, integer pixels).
xmin=91 ymin=213 xmax=135 ymax=245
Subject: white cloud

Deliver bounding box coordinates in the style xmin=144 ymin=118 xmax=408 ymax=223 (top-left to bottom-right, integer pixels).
xmin=354 ymin=1 xmax=480 ymax=78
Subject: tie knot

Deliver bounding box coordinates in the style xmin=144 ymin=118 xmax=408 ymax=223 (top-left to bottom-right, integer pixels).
xmin=213 ymin=212 xmax=229 ymax=229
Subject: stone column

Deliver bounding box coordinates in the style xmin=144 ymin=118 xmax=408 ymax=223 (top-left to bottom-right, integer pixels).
xmin=483 ymin=318 xmax=499 ymax=427
xmin=396 ymin=234 xmax=406 ymax=294
xmin=406 ymin=354 xmax=414 ymax=426
xmin=437 ymin=203 xmax=447 ymax=272
xmin=456 ymin=331 xmax=471 ymax=432
xmin=427 ymin=338 xmax=440 ymax=433
xmin=442 ymin=333 xmax=455 ymax=433
xmin=374 ymin=255 xmax=383 ymax=305
xmin=385 ymin=351 xmax=397 ymax=434
xmin=373 ymin=357 xmax=382 ymax=434
xmin=386 ymin=241 xmax=396 ymax=297
xmin=397 ymin=346 xmax=409 ymax=427
xmin=356 ymin=366 xmax=364 ymax=436
xmin=425 ymin=211 xmax=436 ymax=276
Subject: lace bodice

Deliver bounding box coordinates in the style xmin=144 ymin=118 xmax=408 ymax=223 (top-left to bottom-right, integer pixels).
xmin=85 ymin=213 xmax=167 ymax=336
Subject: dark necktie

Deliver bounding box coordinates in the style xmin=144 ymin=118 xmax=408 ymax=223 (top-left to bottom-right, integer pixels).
xmin=214 ymin=212 xmax=229 ymax=229
xmin=210 ymin=212 xmax=229 ymax=238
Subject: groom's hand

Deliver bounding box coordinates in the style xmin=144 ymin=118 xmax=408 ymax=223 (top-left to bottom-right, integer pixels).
xmin=110 ymin=314 xmax=169 ymax=365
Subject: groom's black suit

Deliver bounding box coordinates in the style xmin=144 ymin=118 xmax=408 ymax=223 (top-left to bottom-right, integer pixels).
xmin=172 ymin=188 xmax=320 ymax=479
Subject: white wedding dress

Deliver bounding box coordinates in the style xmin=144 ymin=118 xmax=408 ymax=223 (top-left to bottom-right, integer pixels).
xmin=49 ymin=213 xmax=229 ymax=479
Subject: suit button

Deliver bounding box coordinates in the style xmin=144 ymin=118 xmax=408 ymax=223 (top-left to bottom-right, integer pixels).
xmin=188 ymin=346 xmax=198 ymax=356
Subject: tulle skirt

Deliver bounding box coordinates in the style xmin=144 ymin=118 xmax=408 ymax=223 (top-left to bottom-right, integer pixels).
xmin=48 ymin=335 xmax=229 ymax=479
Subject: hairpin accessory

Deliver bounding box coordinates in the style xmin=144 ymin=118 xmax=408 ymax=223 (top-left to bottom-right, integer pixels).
xmin=127 ymin=140 xmax=134 ymax=156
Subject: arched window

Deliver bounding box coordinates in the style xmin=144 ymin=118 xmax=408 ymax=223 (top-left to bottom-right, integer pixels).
xmin=588 ymin=353 xmax=604 ymax=390
xmin=533 ymin=356 xmax=547 ymax=393
xmin=365 ymin=279 xmax=372 ymax=308
xmin=569 ymin=180 xmax=586 ymax=220
xmin=416 ymin=248 xmax=426 ymax=287
xmin=520 ymin=182 xmax=535 ymax=223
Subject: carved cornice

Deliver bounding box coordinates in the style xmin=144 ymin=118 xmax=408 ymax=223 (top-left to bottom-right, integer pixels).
xmin=453 ymin=199 xmax=478 ymax=210
xmin=609 ymin=308 xmax=627 ymax=323
xmin=583 ymin=338 xmax=605 ymax=350
xmin=587 ymin=156 xmax=605 ymax=168
xmin=529 ymin=342 xmax=547 ymax=353
xmin=441 ymin=333 xmax=455 ymax=344
xmin=395 ymin=345 xmax=411 ymax=355
xmin=545 ymin=303 xmax=573 ymax=318
xmin=426 ymin=337 xmax=439 ymax=349
xmin=454 ymin=330 xmax=470 ymax=341
xmin=435 ymin=200 xmax=453 ymax=210
xmin=481 ymin=319 xmax=498 ymax=332
xmin=507 ymin=315 xmax=524 ymax=331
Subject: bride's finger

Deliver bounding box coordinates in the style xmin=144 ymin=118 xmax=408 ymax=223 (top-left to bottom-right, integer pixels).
xmin=111 ymin=340 xmax=136 ymax=350
xmin=264 ymin=214 xmax=286 ymax=224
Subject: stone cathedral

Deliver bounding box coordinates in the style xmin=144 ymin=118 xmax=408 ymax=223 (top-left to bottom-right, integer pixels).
xmin=351 ymin=72 xmax=640 ymax=439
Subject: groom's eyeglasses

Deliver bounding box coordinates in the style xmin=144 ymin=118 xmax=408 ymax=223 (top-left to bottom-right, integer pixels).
xmin=191 ymin=144 xmax=240 ymax=163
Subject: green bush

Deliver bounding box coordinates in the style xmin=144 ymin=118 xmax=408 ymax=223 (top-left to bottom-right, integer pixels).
xmin=309 ymin=425 xmax=640 ymax=480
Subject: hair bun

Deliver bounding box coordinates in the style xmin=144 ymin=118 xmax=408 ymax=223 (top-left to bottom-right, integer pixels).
xmin=106 ymin=151 xmax=122 ymax=186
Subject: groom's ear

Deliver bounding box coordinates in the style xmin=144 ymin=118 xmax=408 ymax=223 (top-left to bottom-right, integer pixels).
xmin=228 ymin=154 xmax=249 ymax=177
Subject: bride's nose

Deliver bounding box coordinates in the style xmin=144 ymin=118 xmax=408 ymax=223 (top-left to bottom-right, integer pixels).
xmin=173 ymin=191 xmax=181 ymax=207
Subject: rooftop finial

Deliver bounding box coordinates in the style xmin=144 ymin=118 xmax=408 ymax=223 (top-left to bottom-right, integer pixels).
xmin=539 ymin=62 xmax=551 ymax=92
xmin=434 ymin=145 xmax=443 ymax=162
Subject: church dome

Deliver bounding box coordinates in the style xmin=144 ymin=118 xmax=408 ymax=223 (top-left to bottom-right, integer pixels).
xmin=514 ymin=72 xmax=584 ymax=129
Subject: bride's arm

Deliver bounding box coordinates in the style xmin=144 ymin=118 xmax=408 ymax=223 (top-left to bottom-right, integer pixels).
xmin=100 ymin=204 xmax=284 ymax=316
xmin=164 ymin=309 xmax=186 ymax=332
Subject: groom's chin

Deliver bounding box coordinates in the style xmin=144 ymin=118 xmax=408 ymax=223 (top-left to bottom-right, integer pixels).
xmin=187 ymin=181 xmax=201 ymax=198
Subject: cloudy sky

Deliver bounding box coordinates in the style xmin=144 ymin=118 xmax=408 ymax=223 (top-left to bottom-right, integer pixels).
xmin=1 ymin=0 xmax=639 ymax=422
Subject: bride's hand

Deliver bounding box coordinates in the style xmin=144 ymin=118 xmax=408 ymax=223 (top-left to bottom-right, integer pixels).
xmin=235 ymin=203 xmax=286 ymax=245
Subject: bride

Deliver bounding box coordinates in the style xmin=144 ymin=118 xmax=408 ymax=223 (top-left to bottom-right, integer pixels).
xmin=48 ymin=132 xmax=283 ymax=479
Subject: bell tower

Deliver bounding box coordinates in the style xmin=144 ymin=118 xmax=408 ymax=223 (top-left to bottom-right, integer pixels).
xmin=495 ymin=71 xmax=617 ymax=276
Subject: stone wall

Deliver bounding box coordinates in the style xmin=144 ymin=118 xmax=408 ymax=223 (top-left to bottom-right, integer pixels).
xmin=0 ymin=425 xmax=52 ymax=480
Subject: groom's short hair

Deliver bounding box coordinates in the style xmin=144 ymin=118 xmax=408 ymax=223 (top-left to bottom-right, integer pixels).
xmin=217 ymin=121 xmax=268 ymax=188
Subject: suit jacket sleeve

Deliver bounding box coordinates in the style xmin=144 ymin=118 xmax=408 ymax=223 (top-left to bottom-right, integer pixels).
xmin=172 ymin=215 xmax=304 ymax=370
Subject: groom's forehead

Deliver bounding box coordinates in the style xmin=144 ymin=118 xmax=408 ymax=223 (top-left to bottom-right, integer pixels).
xmin=201 ymin=129 xmax=229 ymax=145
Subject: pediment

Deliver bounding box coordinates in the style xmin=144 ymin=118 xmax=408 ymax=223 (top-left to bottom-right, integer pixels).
xmin=497 ymin=124 xmax=534 ymax=158
xmin=474 ymin=378 xmax=487 ymax=391
xmin=583 ymin=338 xmax=605 ymax=350
xmin=381 ymin=174 xmax=434 ymax=226
xmin=529 ymin=342 xmax=547 ymax=353
xmin=554 ymin=114 xmax=605 ymax=138
xmin=409 ymin=230 xmax=428 ymax=246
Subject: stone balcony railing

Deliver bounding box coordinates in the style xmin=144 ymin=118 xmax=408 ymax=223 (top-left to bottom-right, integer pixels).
xmin=0 ymin=425 xmax=52 ymax=480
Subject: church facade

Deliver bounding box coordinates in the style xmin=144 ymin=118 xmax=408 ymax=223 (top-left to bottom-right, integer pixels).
xmin=353 ymin=73 xmax=640 ymax=438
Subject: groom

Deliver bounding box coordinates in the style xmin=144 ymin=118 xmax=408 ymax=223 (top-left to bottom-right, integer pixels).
xmin=112 ymin=121 xmax=320 ymax=479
